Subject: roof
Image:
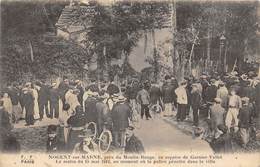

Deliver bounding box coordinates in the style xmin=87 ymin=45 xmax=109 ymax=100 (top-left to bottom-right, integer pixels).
xmin=56 ymin=5 xmax=95 ymax=33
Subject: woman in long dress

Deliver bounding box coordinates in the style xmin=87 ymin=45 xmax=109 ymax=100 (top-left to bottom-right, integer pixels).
xmin=2 ymin=93 xmax=13 ymax=125
xmin=32 ymin=84 xmax=40 ymax=120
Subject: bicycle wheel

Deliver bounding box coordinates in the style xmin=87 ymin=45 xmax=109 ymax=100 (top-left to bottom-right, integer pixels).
xmin=132 ymin=111 xmax=141 ymax=129
xmin=85 ymin=122 xmax=97 ymax=139
xmin=98 ymin=130 xmax=112 ymax=153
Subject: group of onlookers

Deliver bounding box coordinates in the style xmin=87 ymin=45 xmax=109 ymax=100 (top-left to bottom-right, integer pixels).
xmin=1 ymin=70 xmax=260 ymax=153
xmin=134 ymin=71 xmax=260 ymax=152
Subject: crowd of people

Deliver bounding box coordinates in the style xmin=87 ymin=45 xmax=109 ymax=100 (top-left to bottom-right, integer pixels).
xmin=0 ymin=70 xmax=260 ymax=153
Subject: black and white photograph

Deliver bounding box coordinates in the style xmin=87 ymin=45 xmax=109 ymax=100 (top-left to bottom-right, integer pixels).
xmin=0 ymin=0 xmax=259 ymax=166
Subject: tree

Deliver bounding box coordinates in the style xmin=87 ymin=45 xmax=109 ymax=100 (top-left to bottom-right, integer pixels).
xmin=66 ymin=1 xmax=171 ymax=81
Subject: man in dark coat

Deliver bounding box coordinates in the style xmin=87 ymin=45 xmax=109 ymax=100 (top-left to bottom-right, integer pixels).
xmin=210 ymin=125 xmax=232 ymax=153
xmin=238 ymin=97 xmax=252 ymax=146
xmin=125 ymin=126 xmax=145 ymax=154
xmin=240 ymin=81 xmax=255 ymax=101
xmin=111 ymin=96 xmax=131 ymax=148
xmin=200 ymin=75 xmax=209 ymax=101
xmin=75 ymin=80 xmax=84 ymax=106
xmin=86 ymin=79 xmax=99 ymax=93
xmin=149 ymin=82 xmax=162 ymax=106
xmin=49 ymin=84 xmax=60 ymax=119
xmin=58 ymin=78 xmax=70 ymax=105
xmin=107 ymin=81 xmax=120 ymax=96
xmin=17 ymin=83 xmax=25 ymax=114
xmin=67 ymin=106 xmax=87 ymax=152
xmin=184 ymin=76 xmax=193 ymax=117
xmin=46 ymin=125 xmax=63 ymax=152
xmin=205 ymin=79 xmax=218 ymax=103
xmin=23 ymin=85 xmax=35 ymax=126
xmin=37 ymin=81 xmax=50 ymax=120
xmin=190 ymin=84 xmax=202 ymax=126
xmin=161 ymin=77 xmax=175 ymax=117
xmin=84 ymin=92 xmax=99 ymax=124
xmin=95 ymin=92 xmax=110 ymax=135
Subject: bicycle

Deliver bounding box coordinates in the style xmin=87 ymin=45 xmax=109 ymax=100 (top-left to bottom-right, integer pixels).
xmin=72 ymin=121 xmax=113 ymax=154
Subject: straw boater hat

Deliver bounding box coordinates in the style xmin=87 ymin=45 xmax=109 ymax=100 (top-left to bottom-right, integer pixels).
xmin=200 ymin=75 xmax=207 ymax=79
xmin=218 ymin=81 xmax=225 ymax=86
xmin=241 ymin=97 xmax=249 ymax=105
xmin=214 ymin=98 xmax=222 ymax=103
xmin=116 ymin=95 xmax=126 ymax=103
xmin=112 ymin=93 xmax=120 ymax=98
xmin=75 ymin=80 xmax=80 ymax=84
xmin=86 ymin=90 xmax=98 ymax=97
xmin=25 ymin=82 xmax=32 ymax=87
xmin=51 ymin=82 xmax=57 ymax=87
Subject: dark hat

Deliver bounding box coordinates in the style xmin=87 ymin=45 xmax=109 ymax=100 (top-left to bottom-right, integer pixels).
xmin=47 ymin=125 xmax=58 ymax=133
xmin=63 ymin=103 xmax=70 ymax=111
xmin=98 ymin=90 xmax=109 ymax=100
xmin=75 ymin=105 xmax=83 ymax=113
xmin=210 ymin=79 xmax=216 ymax=83
xmin=165 ymin=75 xmax=171 ymax=80
xmin=73 ymin=89 xmax=80 ymax=94
xmin=184 ymin=76 xmax=189 ymax=81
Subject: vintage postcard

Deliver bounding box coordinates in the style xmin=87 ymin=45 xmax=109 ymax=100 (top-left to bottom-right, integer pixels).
xmin=0 ymin=0 xmax=259 ymax=166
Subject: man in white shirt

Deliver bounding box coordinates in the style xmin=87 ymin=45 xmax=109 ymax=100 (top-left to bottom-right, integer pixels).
xmin=175 ymin=81 xmax=188 ymax=121
xmin=225 ymin=89 xmax=242 ymax=133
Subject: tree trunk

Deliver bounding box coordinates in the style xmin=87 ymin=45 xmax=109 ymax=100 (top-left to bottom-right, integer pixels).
xmin=188 ymin=32 xmax=199 ymax=75
xmin=206 ymin=28 xmax=211 ymax=71
xmin=151 ymin=29 xmax=158 ymax=82
xmin=171 ymin=0 xmax=177 ymax=77
xmin=188 ymin=42 xmax=195 ymax=75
